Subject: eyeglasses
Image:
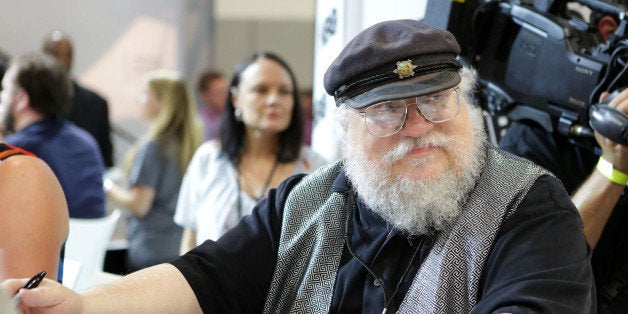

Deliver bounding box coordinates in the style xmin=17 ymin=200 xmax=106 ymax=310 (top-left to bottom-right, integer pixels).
xmin=348 ymin=87 xmax=461 ymax=137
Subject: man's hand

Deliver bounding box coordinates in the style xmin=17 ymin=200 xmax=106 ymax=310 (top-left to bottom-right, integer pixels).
xmin=1 ymin=278 xmax=83 ymax=313
xmin=596 ymin=89 xmax=628 ymax=173
xmin=574 ymin=89 xmax=628 ymax=248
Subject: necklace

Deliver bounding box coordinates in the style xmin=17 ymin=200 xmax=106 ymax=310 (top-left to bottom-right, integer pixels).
xmin=236 ymin=158 xmax=280 ymax=219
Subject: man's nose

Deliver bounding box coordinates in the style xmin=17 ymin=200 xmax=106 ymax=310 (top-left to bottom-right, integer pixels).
xmin=397 ymin=104 xmax=433 ymax=137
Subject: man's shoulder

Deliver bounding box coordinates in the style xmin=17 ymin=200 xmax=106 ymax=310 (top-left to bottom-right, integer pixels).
xmin=284 ymin=161 xmax=345 ymax=203
xmin=488 ymin=145 xmax=550 ymax=177
xmin=3 ymin=126 xmax=44 ymax=151
xmin=301 ymin=161 xmax=344 ymax=183
xmin=504 ymin=174 xmax=579 ymax=227
xmin=3 ymin=132 xmax=27 ymax=146
xmin=62 ymin=122 xmax=101 ymax=150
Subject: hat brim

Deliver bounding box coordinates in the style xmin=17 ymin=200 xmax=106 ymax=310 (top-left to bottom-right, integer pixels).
xmin=343 ymin=70 xmax=461 ymax=109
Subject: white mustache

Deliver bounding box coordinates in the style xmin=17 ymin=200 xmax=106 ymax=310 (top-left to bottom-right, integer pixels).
xmin=382 ymin=133 xmax=454 ymax=164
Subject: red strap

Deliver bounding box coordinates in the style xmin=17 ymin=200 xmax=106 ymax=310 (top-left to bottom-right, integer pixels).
xmin=0 ymin=143 xmax=35 ymax=160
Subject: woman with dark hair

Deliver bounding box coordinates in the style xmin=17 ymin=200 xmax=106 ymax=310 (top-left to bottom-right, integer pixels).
xmin=174 ymin=51 xmax=327 ymax=253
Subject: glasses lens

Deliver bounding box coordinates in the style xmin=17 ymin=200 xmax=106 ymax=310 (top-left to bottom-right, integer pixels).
xmin=364 ymin=100 xmax=407 ymax=136
xmin=416 ymin=88 xmax=460 ymax=123
xmin=355 ymin=87 xmax=461 ymax=137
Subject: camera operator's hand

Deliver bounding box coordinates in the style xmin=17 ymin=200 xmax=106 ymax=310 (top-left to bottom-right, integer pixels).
xmin=574 ymin=89 xmax=628 ymax=248
xmin=596 ymin=89 xmax=628 ymax=174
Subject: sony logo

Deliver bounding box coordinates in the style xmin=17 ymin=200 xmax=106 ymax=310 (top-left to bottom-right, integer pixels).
xmin=575 ymin=66 xmax=594 ymax=76
xmin=569 ymin=97 xmax=586 ymax=107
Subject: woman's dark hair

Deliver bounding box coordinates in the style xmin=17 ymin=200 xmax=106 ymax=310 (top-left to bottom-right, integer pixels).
xmin=219 ymin=51 xmax=304 ymax=165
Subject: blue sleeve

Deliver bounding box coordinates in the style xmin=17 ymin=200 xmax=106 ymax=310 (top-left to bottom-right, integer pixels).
xmin=169 ymin=174 xmax=307 ymax=312
xmin=472 ymin=175 xmax=596 ymax=313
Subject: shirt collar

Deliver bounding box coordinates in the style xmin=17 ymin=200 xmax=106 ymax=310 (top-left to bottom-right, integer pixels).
xmin=332 ymin=169 xmax=352 ymax=194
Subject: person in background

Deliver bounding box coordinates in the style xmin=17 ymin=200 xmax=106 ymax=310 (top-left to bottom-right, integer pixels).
xmin=196 ymin=69 xmax=228 ymax=140
xmin=1 ymin=20 xmax=593 ymax=313
xmin=0 ymin=142 xmax=68 ymax=282
xmin=175 ymin=52 xmax=327 ymax=253
xmin=104 ymin=69 xmax=202 ymax=271
xmin=0 ymin=52 xmax=105 ymax=219
xmin=299 ymin=88 xmax=314 ymax=145
xmin=42 ymin=30 xmax=114 ymax=168
xmin=500 ymin=89 xmax=628 ymax=313
xmin=500 ymin=1 xmax=627 ymax=311
xmin=589 ymin=0 xmax=627 ymax=42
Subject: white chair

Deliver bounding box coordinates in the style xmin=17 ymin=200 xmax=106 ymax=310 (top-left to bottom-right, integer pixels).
xmin=63 ymin=209 xmax=121 ymax=292
xmin=61 ymin=258 xmax=82 ymax=290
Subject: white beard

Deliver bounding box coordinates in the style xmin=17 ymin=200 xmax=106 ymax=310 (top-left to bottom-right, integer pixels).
xmin=341 ymin=107 xmax=486 ymax=235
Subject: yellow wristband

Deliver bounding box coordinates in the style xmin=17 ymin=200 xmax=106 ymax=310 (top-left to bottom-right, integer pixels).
xmin=596 ymin=157 xmax=628 ymax=186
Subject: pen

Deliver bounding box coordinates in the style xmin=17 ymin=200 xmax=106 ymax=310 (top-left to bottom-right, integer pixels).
xmin=9 ymin=270 xmax=46 ymax=308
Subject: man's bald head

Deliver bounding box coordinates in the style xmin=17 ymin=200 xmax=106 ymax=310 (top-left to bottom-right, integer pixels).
xmin=42 ymin=30 xmax=73 ymax=73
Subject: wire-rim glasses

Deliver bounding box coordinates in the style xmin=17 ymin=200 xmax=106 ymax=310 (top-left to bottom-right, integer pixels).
xmin=348 ymin=87 xmax=461 ymax=137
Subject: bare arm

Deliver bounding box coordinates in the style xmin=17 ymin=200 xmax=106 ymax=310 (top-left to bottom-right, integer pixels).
xmin=2 ymin=263 xmax=201 ymax=313
xmin=0 ymin=155 xmax=68 ymax=280
xmin=572 ymin=171 xmax=624 ymax=248
xmin=179 ymin=228 xmax=197 ymax=255
xmin=106 ymin=182 xmax=155 ymax=217
xmin=572 ymin=89 xmax=628 ymax=248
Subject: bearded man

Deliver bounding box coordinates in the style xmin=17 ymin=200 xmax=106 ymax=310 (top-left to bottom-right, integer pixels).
xmin=2 ymin=20 xmax=594 ymax=313
xmin=0 ymin=52 xmax=105 ymax=220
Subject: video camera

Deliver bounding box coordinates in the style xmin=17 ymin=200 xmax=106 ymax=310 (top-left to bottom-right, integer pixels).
xmin=428 ymin=0 xmax=628 ymax=147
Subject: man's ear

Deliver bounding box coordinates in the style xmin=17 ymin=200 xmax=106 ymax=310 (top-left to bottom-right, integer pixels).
xmin=13 ymin=89 xmax=30 ymax=112
xmin=598 ymin=15 xmax=618 ymax=42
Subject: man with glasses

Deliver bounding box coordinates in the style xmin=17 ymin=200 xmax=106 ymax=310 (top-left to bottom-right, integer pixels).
xmin=2 ymin=19 xmax=594 ymax=313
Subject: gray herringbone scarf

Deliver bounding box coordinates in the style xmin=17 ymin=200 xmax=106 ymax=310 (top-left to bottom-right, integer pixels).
xmin=263 ymin=146 xmax=548 ymax=313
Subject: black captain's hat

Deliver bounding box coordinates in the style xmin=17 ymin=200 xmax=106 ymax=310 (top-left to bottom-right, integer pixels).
xmin=323 ymin=19 xmax=463 ymax=109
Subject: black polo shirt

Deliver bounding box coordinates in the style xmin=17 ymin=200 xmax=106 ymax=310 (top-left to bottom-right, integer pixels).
xmin=171 ymin=169 xmax=594 ymax=313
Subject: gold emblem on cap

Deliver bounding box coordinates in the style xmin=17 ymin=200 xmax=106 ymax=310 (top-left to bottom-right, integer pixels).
xmin=393 ymin=59 xmax=417 ymax=79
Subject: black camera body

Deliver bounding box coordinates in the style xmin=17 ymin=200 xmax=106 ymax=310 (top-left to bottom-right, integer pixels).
xmin=449 ymin=0 xmax=628 ymax=146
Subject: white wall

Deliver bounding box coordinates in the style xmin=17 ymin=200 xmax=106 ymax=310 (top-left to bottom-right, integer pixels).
xmin=1 ymin=0 xmax=220 ymax=118
xmin=216 ymin=0 xmax=315 ymax=20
